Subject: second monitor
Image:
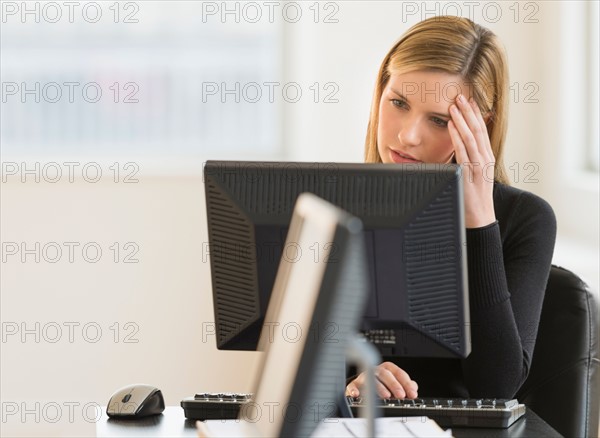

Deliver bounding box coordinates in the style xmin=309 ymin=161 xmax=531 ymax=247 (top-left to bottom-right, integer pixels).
xmin=203 ymin=161 xmax=470 ymax=358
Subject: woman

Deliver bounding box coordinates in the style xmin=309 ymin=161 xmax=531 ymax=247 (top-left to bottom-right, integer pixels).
xmin=346 ymin=16 xmax=556 ymax=399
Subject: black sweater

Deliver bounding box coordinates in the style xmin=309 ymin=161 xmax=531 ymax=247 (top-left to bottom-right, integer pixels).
xmin=353 ymin=182 xmax=557 ymax=399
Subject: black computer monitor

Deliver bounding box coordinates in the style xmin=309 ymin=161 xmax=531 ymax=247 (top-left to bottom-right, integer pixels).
xmin=199 ymin=193 xmax=369 ymax=437
xmin=203 ymin=160 xmax=471 ymax=358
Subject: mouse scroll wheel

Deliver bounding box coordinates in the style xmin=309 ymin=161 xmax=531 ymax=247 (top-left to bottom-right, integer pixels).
xmin=122 ymin=394 xmax=132 ymax=403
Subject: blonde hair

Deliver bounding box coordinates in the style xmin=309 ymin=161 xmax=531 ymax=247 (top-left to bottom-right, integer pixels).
xmin=364 ymin=16 xmax=510 ymax=184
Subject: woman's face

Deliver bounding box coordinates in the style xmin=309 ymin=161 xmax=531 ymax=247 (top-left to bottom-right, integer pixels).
xmin=377 ymin=70 xmax=473 ymax=164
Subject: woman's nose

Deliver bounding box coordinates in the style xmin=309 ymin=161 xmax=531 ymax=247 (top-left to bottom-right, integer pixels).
xmin=397 ymin=121 xmax=422 ymax=147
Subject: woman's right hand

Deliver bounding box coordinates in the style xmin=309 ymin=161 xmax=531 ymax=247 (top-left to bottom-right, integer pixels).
xmin=345 ymin=362 xmax=419 ymax=399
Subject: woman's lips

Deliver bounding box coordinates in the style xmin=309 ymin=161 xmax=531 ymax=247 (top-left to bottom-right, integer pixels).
xmin=390 ymin=149 xmax=422 ymax=164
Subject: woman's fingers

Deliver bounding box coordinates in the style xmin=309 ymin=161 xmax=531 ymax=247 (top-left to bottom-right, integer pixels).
xmin=457 ymin=95 xmax=487 ymax=153
xmin=449 ymin=95 xmax=496 ymax=182
xmin=375 ymin=378 xmax=393 ymax=399
xmin=448 ymin=119 xmax=467 ymax=163
xmin=378 ymin=363 xmax=420 ymax=399
xmin=450 ymin=100 xmax=478 ymax=162
xmin=346 ymin=379 xmax=360 ymax=397
xmin=375 ymin=367 xmax=404 ymax=399
xmin=452 ymin=95 xmax=494 ymax=162
xmin=346 ymin=362 xmax=419 ymax=400
xmin=469 ymin=98 xmax=495 ymax=163
xmin=448 ymin=95 xmax=496 ymax=228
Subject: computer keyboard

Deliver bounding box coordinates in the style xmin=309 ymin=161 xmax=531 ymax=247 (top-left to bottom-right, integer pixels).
xmin=181 ymin=393 xmax=251 ymax=421
xmin=181 ymin=392 xmax=526 ymax=428
xmin=348 ymin=396 xmax=526 ymax=428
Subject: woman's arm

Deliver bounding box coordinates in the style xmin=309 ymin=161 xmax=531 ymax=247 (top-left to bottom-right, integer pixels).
xmin=461 ymin=191 xmax=557 ymax=398
xmin=448 ymin=92 xmax=557 ymax=397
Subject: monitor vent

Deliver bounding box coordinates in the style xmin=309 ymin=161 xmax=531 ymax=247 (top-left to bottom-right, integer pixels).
xmin=404 ymin=185 xmax=461 ymax=350
xmin=205 ymin=182 xmax=259 ymax=346
xmin=215 ymin=171 xmax=443 ymax=219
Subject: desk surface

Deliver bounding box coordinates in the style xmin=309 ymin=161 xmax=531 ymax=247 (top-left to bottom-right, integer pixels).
xmin=96 ymin=406 xmax=562 ymax=437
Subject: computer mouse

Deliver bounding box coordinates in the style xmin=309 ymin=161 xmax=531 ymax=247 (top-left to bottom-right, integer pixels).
xmin=106 ymin=384 xmax=165 ymax=418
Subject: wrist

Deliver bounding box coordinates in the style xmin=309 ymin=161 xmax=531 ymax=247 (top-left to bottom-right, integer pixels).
xmin=466 ymin=219 xmax=498 ymax=231
xmin=465 ymin=212 xmax=496 ymax=229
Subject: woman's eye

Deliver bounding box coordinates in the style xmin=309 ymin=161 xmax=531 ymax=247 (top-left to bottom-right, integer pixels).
xmin=391 ymin=99 xmax=408 ymax=109
xmin=432 ymin=117 xmax=449 ymax=128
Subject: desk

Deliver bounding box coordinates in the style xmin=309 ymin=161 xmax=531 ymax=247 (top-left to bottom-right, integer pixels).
xmin=96 ymin=406 xmax=562 ymax=437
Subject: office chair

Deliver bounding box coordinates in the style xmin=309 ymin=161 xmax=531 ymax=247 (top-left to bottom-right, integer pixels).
xmin=515 ymin=265 xmax=599 ymax=438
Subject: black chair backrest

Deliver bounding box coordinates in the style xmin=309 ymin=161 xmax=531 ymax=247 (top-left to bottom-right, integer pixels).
xmin=516 ymin=265 xmax=599 ymax=438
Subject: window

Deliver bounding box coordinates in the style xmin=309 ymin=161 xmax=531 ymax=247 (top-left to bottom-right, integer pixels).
xmin=0 ymin=2 xmax=283 ymax=167
xmin=587 ymin=0 xmax=599 ymax=172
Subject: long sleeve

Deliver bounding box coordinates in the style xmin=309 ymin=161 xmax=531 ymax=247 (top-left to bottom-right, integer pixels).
xmin=461 ymin=186 xmax=557 ymax=398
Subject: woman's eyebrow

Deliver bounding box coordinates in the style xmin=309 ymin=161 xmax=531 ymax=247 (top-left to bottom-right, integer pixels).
xmin=390 ymin=88 xmax=407 ymax=100
xmin=389 ymin=88 xmax=450 ymax=119
xmin=430 ymin=109 xmax=450 ymax=119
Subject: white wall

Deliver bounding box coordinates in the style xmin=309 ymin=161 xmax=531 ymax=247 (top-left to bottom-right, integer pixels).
xmin=1 ymin=2 xmax=598 ymax=436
